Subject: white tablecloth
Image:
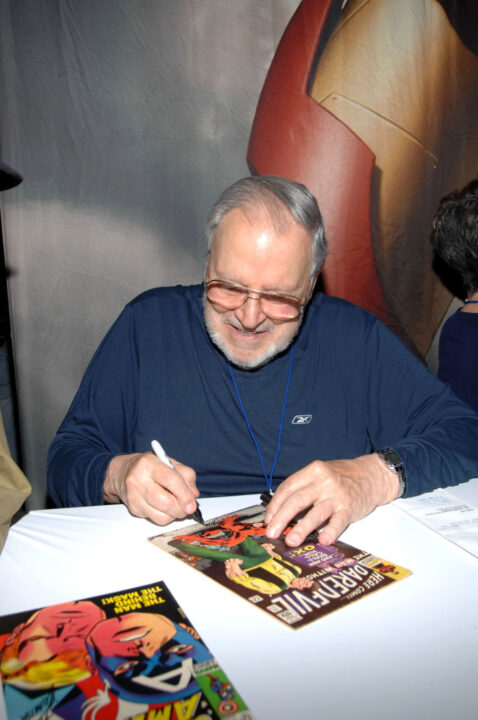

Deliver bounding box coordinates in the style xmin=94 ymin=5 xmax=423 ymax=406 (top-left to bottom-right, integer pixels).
xmin=1 ymin=484 xmax=477 ymax=720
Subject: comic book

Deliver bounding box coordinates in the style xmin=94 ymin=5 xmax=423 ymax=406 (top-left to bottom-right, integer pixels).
xmin=0 ymin=580 xmax=254 ymax=720
xmin=149 ymin=504 xmax=411 ymax=629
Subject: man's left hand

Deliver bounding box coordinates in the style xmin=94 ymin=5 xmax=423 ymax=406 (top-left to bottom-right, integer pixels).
xmin=264 ymin=454 xmax=400 ymax=547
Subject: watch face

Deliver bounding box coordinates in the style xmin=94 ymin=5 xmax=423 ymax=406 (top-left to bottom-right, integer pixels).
xmin=379 ymin=449 xmax=400 ymax=467
xmin=379 ymin=450 xmax=406 ymax=497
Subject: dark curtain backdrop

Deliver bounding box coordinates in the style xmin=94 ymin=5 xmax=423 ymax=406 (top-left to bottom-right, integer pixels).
xmin=0 ymin=0 xmax=301 ymax=508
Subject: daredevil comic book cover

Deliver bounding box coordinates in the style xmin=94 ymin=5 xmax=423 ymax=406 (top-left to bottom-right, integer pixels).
xmin=150 ymin=504 xmax=411 ymax=629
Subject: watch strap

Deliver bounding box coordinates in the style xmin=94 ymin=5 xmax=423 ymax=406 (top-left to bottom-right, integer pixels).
xmin=377 ymin=448 xmax=406 ymax=498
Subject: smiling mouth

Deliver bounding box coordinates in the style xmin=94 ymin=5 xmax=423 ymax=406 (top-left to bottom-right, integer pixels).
xmin=228 ymin=323 xmax=267 ymax=338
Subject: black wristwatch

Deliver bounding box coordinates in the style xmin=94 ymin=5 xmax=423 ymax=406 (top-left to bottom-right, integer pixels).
xmin=377 ymin=448 xmax=406 ymax=498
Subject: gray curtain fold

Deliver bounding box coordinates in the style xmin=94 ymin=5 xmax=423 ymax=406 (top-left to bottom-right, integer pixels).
xmin=0 ymin=0 xmax=301 ymax=508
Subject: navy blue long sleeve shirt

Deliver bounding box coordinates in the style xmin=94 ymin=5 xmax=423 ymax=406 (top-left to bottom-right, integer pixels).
xmin=47 ymin=285 xmax=478 ymax=506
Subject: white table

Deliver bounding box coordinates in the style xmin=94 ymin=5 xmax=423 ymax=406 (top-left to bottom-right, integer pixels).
xmin=1 ymin=483 xmax=477 ymax=720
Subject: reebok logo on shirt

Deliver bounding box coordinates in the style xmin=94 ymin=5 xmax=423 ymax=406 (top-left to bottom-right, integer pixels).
xmin=291 ymin=414 xmax=312 ymax=424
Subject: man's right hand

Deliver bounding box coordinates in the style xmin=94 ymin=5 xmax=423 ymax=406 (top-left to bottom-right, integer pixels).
xmin=102 ymin=452 xmax=199 ymax=525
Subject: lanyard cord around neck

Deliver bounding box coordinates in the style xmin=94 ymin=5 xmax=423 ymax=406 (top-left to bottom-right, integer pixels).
xmin=227 ymin=345 xmax=294 ymax=493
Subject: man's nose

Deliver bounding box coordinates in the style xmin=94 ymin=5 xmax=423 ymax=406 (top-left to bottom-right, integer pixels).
xmin=234 ymin=295 xmax=267 ymax=329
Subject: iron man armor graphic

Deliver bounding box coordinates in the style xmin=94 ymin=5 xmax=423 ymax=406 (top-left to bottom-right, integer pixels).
xmin=247 ymin=0 xmax=478 ymax=357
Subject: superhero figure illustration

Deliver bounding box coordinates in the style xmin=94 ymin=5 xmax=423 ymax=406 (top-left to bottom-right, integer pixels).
xmin=207 ymin=674 xmax=235 ymax=701
xmin=0 ymin=601 xmax=106 ymax=719
xmin=175 ymin=536 xmax=318 ymax=596
xmin=174 ymin=512 xmax=267 ymax=547
xmin=0 ymin=606 xmax=214 ymax=719
xmin=85 ymin=612 xmax=212 ymax=706
xmin=248 ymin=0 xmax=478 ymax=358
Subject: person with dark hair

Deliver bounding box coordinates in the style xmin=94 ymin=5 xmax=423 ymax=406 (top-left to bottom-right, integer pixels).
xmin=431 ymin=179 xmax=478 ymax=413
xmin=48 ymin=176 xmax=478 ymax=548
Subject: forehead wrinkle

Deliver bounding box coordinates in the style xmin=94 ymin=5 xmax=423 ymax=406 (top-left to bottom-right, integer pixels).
xmin=209 ymin=202 xmax=312 ymax=296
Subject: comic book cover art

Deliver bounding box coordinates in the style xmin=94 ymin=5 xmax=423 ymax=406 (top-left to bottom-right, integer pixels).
xmin=149 ymin=504 xmax=411 ymax=629
xmin=0 ymin=581 xmax=254 ymax=720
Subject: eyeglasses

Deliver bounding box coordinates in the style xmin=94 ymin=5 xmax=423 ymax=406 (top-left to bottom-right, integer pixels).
xmin=205 ymin=279 xmax=304 ymax=320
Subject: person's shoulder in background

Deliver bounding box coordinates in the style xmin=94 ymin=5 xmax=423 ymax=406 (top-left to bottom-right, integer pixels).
xmin=438 ymin=309 xmax=478 ymax=414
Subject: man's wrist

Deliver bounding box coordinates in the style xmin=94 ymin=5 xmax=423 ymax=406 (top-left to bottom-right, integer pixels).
xmin=377 ymin=449 xmax=406 ymax=498
xmin=103 ymin=455 xmax=123 ymax=503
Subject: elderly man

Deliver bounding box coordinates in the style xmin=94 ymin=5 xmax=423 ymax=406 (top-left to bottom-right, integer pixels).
xmin=47 ymin=176 xmax=478 ymax=547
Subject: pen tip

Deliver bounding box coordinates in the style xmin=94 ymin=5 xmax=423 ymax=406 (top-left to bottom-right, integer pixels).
xmin=192 ymin=509 xmax=205 ymax=525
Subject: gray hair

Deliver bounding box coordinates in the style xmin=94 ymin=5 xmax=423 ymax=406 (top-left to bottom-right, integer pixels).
xmin=205 ymin=175 xmax=328 ymax=277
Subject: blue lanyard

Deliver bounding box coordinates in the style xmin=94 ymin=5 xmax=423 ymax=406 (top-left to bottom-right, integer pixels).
xmin=228 ymin=345 xmax=294 ymax=493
